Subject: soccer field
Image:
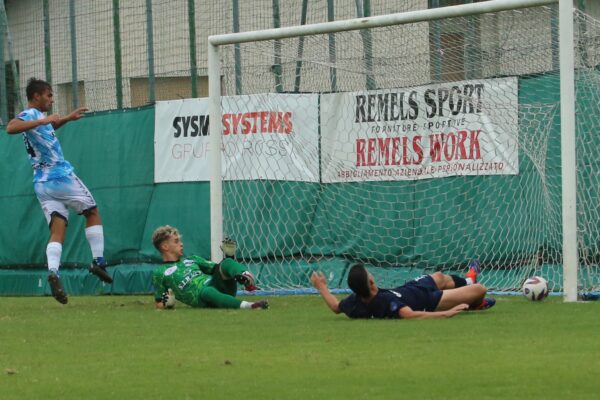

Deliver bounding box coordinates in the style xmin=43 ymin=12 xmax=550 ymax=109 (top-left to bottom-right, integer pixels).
xmin=1 ymin=295 xmax=598 ymax=400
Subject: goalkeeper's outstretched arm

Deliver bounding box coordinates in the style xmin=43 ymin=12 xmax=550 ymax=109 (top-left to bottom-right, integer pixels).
xmin=311 ymin=271 xmax=341 ymax=314
xmin=155 ymin=289 xmax=176 ymax=310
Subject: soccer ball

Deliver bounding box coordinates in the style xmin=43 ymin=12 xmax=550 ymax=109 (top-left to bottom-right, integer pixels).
xmin=522 ymin=276 xmax=549 ymax=301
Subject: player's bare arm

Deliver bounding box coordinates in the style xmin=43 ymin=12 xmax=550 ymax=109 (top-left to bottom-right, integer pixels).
xmin=52 ymin=107 xmax=89 ymax=130
xmin=398 ymin=303 xmax=469 ymax=319
xmin=5 ymin=114 xmax=60 ymax=134
xmin=311 ymin=271 xmax=341 ymax=314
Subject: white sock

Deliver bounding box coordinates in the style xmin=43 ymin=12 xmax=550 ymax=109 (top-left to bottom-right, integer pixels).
xmin=85 ymin=225 xmax=104 ymax=259
xmin=240 ymin=301 xmax=253 ymax=309
xmin=466 ymin=277 xmax=474 ymax=285
xmin=46 ymin=242 xmax=62 ymax=273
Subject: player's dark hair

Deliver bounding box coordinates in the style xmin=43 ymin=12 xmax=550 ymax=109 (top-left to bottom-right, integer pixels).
xmin=26 ymin=78 xmax=52 ymax=101
xmin=347 ymin=263 xmax=371 ymax=298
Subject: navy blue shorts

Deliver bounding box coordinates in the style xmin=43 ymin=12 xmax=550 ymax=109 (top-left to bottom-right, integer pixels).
xmin=397 ymin=275 xmax=443 ymax=311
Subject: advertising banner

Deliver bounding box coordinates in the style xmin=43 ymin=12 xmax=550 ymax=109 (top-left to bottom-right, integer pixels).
xmin=154 ymin=94 xmax=319 ymax=183
xmin=154 ymin=98 xmax=210 ymax=183
xmin=320 ymin=77 xmax=519 ymax=183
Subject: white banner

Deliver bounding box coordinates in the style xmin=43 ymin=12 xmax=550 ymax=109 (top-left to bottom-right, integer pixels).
xmin=154 ymin=98 xmax=210 ymax=183
xmin=221 ymin=93 xmax=319 ymax=182
xmin=320 ymin=77 xmax=519 ymax=183
xmin=154 ymin=94 xmax=319 ymax=183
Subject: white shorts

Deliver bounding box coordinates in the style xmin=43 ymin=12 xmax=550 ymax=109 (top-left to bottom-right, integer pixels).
xmin=34 ymin=174 xmax=97 ymax=225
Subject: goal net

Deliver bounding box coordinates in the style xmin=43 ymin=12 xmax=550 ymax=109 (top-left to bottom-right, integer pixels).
xmin=210 ymin=2 xmax=600 ymax=296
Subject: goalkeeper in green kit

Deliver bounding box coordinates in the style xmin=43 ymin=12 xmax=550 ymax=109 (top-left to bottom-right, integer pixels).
xmin=151 ymin=225 xmax=269 ymax=310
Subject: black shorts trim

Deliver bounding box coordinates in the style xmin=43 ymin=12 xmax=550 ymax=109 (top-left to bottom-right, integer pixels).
xmin=48 ymin=211 xmax=68 ymax=228
xmin=80 ymin=205 xmax=98 ymax=216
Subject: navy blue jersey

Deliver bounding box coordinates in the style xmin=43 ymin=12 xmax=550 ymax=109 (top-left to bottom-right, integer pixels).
xmin=338 ymin=275 xmax=443 ymax=319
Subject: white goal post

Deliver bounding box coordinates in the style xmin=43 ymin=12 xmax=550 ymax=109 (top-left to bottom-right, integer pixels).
xmin=208 ymin=0 xmax=583 ymax=301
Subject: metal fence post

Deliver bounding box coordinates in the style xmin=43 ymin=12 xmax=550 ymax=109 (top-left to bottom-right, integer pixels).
xmin=272 ymin=0 xmax=283 ymax=92
xmin=69 ymin=0 xmax=78 ymax=108
xmin=113 ymin=0 xmax=123 ymax=109
xmin=293 ymin=0 xmax=309 ymax=92
xmin=146 ymin=0 xmax=156 ymax=103
xmin=188 ymin=0 xmax=198 ymax=98
xmin=43 ymin=0 xmax=52 ymax=85
xmin=0 ymin=7 xmax=7 ymax=124
xmin=327 ymin=0 xmax=337 ymax=92
xmin=233 ymin=0 xmax=242 ymax=95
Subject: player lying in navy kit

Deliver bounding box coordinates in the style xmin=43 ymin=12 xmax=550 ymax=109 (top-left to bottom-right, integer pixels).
xmin=311 ymin=262 xmax=495 ymax=319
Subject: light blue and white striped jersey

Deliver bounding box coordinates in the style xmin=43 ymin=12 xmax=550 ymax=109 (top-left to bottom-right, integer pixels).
xmin=17 ymin=108 xmax=74 ymax=182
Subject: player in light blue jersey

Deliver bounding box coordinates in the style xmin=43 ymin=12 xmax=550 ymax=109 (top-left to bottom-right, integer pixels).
xmin=6 ymin=78 xmax=113 ymax=304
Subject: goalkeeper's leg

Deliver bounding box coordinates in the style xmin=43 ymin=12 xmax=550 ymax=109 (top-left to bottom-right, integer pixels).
xmin=211 ymin=258 xmax=257 ymax=294
xmin=199 ymin=286 xmax=242 ymax=308
xmin=218 ymin=258 xmax=246 ymax=278
xmin=199 ymin=286 xmax=269 ymax=310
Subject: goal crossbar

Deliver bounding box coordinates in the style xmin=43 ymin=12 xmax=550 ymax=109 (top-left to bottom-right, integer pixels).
xmin=208 ymin=0 xmax=557 ymax=46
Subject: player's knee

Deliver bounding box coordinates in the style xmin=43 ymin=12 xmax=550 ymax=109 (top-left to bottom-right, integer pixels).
xmin=82 ymin=206 xmax=99 ymax=217
xmin=49 ymin=212 xmax=67 ymax=228
xmin=430 ymin=271 xmax=449 ymax=288
xmin=431 ymin=271 xmax=445 ymax=282
xmin=473 ymin=283 xmax=487 ymax=295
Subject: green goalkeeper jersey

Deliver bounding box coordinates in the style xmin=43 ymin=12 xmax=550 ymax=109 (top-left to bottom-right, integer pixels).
xmin=152 ymin=256 xmax=216 ymax=307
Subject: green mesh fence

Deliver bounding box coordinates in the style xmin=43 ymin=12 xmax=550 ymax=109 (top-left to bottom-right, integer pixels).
xmin=1 ymin=0 xmax=430 ymax=121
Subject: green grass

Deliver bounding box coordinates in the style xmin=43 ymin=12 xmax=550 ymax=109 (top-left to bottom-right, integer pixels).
xmin=1 ymin=295 xmax=599 ymax=400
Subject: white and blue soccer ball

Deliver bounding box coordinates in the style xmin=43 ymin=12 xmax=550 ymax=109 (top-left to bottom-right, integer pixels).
xmin=522 ymin=276 xmax=549 ymax=301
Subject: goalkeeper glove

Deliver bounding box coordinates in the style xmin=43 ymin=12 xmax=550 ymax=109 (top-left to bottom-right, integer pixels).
xmin=221 ymin=237 xmax=237 ymax=258
xmin=161 ymin=288 xmax=176 ymax=309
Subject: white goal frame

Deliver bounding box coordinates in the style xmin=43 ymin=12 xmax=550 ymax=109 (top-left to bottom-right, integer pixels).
xmin=207 ymin=0 xmax=578 ymax=301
